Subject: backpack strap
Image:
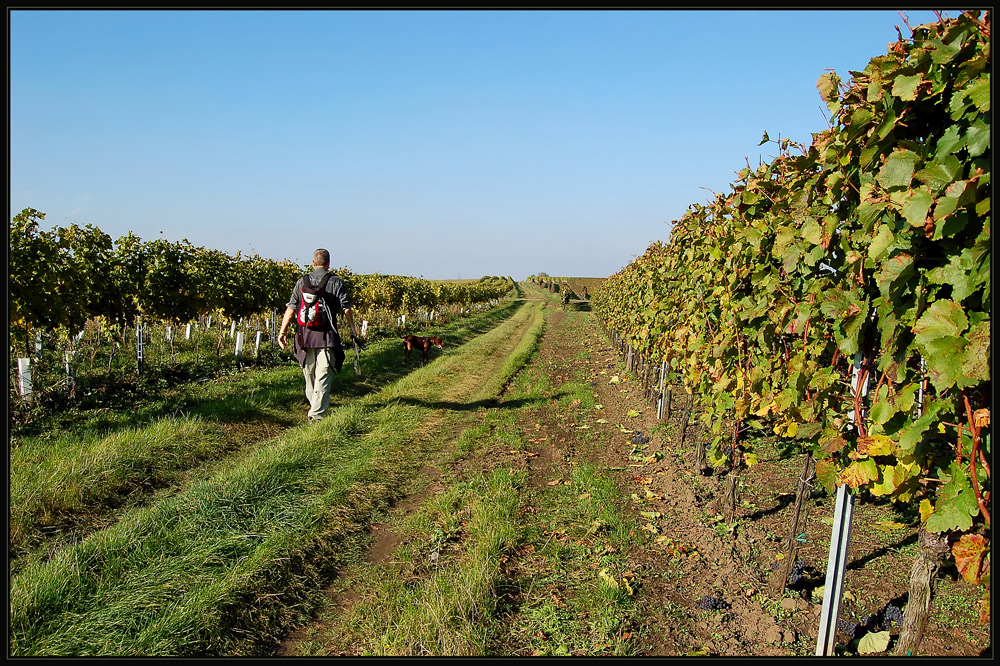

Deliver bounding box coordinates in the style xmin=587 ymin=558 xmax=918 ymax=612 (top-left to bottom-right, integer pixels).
xmin=302 ymin=271 xmax=334 ymax=295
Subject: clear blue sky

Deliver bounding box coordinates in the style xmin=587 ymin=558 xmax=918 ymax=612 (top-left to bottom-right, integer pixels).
xmin=9 ymin=8 xmax=960 ymax=280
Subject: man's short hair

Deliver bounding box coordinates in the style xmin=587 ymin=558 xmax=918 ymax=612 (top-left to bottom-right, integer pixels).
xmin=313 ymin=249 xmax=330 ymax=267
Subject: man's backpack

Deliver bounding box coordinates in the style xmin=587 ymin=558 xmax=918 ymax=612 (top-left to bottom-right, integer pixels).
xmin=296 ymin=272 xmax=334 ymax=329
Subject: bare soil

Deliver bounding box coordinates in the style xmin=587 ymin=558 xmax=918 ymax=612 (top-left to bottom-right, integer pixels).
xmin=526 ymin=302 xmax=990 ymax=657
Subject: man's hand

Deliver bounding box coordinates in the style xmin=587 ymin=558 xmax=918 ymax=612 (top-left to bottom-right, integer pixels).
xmin=351 ymin=335 xmax=367 ymax=351
xmin=277 ymin=330 xmax=288 ymax=350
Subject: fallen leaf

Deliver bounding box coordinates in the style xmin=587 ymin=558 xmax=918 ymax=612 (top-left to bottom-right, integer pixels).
xmin=547 ymin=479 xmax=563 ymax=486
xmin=858 ymin=630 xmax=891 ymax=654
xmin=626 ymin=409 xmax=641 ymax=417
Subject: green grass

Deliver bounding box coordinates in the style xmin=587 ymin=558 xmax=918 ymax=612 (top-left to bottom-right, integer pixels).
xmin=9 ymin=299 xmax=526 ymax=568
xmin=10 ymin=299 xmax=542 ymax=656
xmin=319 ymin=466 xmax=529 ymax=656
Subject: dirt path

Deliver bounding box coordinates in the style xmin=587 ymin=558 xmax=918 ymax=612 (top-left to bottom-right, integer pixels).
xmin=275 ymin=288 xmax=989 ymax=657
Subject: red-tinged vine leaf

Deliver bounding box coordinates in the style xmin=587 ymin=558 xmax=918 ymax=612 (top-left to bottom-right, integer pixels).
xmin=841 ymin=459 xmax=878 ymax=488
xmin=820 ymin=434 xmax=848 ymax=455
xmin=817 ymin=72 xmax=841 ymax=101
xmin=952 ymin=533 xmax=989 ymax=585
xmin=959 ymin=320 xmax=991 ymax=386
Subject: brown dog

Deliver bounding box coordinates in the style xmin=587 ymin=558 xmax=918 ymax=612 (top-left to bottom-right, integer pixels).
xmin=402 ymin=335 xmax=444 ymax=363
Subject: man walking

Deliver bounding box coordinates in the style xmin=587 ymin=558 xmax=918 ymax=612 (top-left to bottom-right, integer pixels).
xmin=277 ymin=249 xmax=363 ymax=421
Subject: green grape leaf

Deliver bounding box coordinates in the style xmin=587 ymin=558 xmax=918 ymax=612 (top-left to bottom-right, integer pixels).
xmin=891 ymin=74 xmax=922 ymax=101
xmin=925 ymin=465 xmax=980 ymax=533
xmin=878 ymin=149 xmax=919 ymax=190
xmin=913 ymin=299 xmax=968 ymax=346
xmin=901 ymin=188 xmax=934 ymax=227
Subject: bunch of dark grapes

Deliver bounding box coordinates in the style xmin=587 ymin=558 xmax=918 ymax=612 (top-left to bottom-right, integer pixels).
xmin=881 ymin=604 xmax=904 ymax=627
xmin=787 ymin=559 xmax=806 ymax=586
xmin=696 ymin=595 xmax=731 ymax=611
xmin=631 ymin=432 xmax=650 ymax=445
xmin=837 ymin=619 xmax=860 ymax=637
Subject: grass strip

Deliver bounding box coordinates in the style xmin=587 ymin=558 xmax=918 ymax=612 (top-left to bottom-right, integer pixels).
xmin=9 ymin=415 xmax=223 ymax=561
xmin=331 ymin=467 xmax=528 ymax=656
xmin=10 ymin=300 xmax=542 ymax=656
xmin=9 ymin=299 xmax=525 ymax=566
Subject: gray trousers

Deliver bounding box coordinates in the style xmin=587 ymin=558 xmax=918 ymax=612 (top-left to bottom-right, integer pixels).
xmin=302 ymin=347 xmax=334 ymax=420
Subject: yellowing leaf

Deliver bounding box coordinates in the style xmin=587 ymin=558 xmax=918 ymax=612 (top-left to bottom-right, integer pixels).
xmin=858 ymin=434 xmax=896 ymax=456
xmin=872 ymin=520 xmax=908 ymax=532
xmin=841 ymin=460 xmax=878 ymax=488
xmin=858 ymin=630 xmax=891 ymax=655
xmin=744 ymin=453 xmax=759 ymax=467
xmin=626 ymin=409 xmax=640 ymax=417
xmin=609 ymin=376 xmax=621 ymax=385
xmin=773 ymin=421 xmax=798 ymax=437
xmin=919 ymin=498 xmax=935 ymax=524
xmin=598 ymin=569 xmax=619 ymax=589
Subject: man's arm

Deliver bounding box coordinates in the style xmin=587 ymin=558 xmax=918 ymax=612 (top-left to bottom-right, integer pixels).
xmin=343 ymin=308 xmax=358 ymax=337
xmin=277 ymin=307 xmax=295 ymax=350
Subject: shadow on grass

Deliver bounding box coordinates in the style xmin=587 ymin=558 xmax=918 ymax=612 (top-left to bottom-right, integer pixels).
xmin=374 ymin=393 xmax=565 ymax=413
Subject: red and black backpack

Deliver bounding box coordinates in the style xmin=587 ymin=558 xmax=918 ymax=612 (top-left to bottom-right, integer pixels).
xmin=296 ymin=272 xmax=334 ymax=329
